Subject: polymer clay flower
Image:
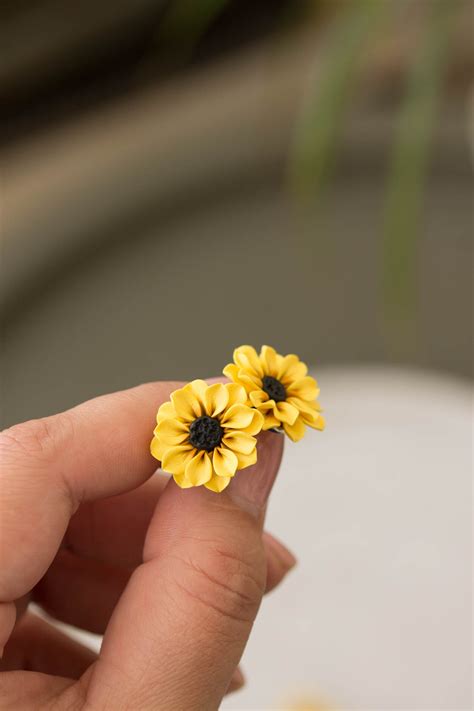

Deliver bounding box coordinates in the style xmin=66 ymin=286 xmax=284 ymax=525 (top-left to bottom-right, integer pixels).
xmin=151 ymin=380 xmax=264 ymax=492
xmin=223 ymin=345 xmax=325 ymax=441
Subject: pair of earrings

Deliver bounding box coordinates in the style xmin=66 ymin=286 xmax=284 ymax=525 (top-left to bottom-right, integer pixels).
xmin=150 ymin=345 xmax=324 ymax=492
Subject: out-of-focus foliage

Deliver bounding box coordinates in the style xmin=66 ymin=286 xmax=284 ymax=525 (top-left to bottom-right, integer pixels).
xmin=289 ymin=0 xmax=391 ymax=202
xmin=288 ymin=0 xmax=464 ymax=355
xmin=157 ymin=0 xmax=230 ymax=61
xmin=381 ymin=0 xmax=456 ymax=350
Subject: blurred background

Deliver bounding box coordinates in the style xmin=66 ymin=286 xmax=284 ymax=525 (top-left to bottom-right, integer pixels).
xmin=1 ymin=0 xmax=473 ymax=709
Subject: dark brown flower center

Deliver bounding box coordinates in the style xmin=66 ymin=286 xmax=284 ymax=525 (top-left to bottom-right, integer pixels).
xmin=189 ymin=416 xmax=223 ymax=451
xmin=262 ymin=375 xmax=286 ymax=402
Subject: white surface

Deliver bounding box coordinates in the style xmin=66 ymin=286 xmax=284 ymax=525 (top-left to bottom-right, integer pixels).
xmin=52 ymin=367 xmax=473 ymax=710
xmin=221 ymin=367 xmax=472 ymax=711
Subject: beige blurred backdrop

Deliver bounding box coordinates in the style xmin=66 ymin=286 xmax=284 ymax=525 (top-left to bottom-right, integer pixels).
xmin=2 ymin=0 xmax=472 ymax=426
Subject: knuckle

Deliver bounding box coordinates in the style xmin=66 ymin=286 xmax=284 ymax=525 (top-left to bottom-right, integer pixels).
xmin=175 ymin=538 xmax=266 ymax=626
xmin=0 ymin=414 xmax=79 ymax=512
xmin=0 ymin=413 xmax=74 ymax=463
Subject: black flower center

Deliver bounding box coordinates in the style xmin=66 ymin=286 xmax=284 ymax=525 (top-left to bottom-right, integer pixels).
xmin=262 ymin=375 xmax=286 ymax=402
xmin=188 ymin=416 xmax=223 ymax=451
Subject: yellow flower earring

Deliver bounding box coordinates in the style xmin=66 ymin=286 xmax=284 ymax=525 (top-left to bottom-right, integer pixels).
xmin=150 ymin=347 xmax=324 ymax=492
xmin=223 ymin=345 xmax=325 ymax=441
xmin=150 ymin=380 xmax=263 ymax=492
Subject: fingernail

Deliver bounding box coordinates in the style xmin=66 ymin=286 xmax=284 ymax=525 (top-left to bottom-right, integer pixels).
xmin=228 ymin=431 xmax=284 ymax=517
xmin=265 ymin=533 xmax=297 ymax=570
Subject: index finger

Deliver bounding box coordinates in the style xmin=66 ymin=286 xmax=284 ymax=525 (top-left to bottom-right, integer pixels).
xmin=0 ymin=381 xmax=179 ymax=606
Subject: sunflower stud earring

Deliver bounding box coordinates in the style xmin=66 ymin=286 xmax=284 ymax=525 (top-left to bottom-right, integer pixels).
xmin=150 ymin=380 xmax=264 ymax=491
xmin=223 ymin=345 xmax=325 ymax=441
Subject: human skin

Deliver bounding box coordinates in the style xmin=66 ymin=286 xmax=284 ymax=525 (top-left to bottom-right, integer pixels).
xmin=0 ymin=380 xmax=293 ymax=710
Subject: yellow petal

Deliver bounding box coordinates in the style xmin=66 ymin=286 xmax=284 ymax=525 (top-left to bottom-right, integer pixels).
xmin=287 ymin=396 xmax=322 ymax=416
xmin=259 ymin=345 xmax=279 ymax=376
xmin=222 ymin=431 xmax=256 ymax=454
xmin=188 ymin=379 xmax=209 ymax=410
xmin=290 ymin=397 xmax=324 ymax=429
xmin=235 ymin=448 xmax=257 ymax=470
xmin=171 ymin=386 xmax=201 ymax=421
xmin=185 ymin=450 xmax=212 ymax=486
xmin=253 ymin=399 xmax=275 ymax=412
xmin=239 ymin=408 xmax=264 ymax=436
xmin=274 ymin=401 xmax=299 ymax=425
xmin=249 ymin=389 xmax=269 ymax=407
xmin=225 ymin=382 xmax=248 ymax=406
xmin=150 ymin=436 xmax=166 ymax=461
xmin=156 ymin=401 xmax=176 ymax=424
xmin=283 ymin=417 xmax=306 ymax=442
xmin=213 ymin=446 xmax=238 ymax=478
xmin=162 ymin=444 xmax=195 ymax=475
xmin=305 ymin=412 xmax=326 ymax=431
xmin=278 ymin=354 xmax=308 ymax=384
xmin=221 ymin=403 xmax=254 ymax=429
xmin=204 ymin=382 xmax=229 ymax=417
xmin=233 ymin=345 xmax=264 ymax=377
xmin=205 ymin=474 xmax=231 ymax=492
xmin=155 ymin=418 xmax=189 ymax=444
xmin=254 ymin=399 xmax=282 ymax=422
xmin=262 ymin=414 xmax=281 ymax=430
xmin=238 ymin=371 xmax=262 ymax=392
xmin=173 ymin=473 xmax=194 ymax=489
xmin=223 ymin=363 xmax=240 ymax=382
xmin=286 ymin=376 xmax=318 ymax=402
xmin=223 ymin=364 xmax=257 ymax=394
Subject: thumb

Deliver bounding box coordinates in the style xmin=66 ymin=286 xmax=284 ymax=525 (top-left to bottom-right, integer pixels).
xmin=84 ymin=431 xmax=284 ymax=711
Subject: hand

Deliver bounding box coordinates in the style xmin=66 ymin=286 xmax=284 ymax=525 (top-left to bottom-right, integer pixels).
xmin=0 ymin=381 xmax=292 ymax=710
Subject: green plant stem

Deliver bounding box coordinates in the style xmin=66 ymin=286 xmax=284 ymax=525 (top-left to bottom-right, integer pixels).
xmin=381 ymin=0 xmax=455 ymax=355
xmin=289 ymin=0 xmax=390 ymax=204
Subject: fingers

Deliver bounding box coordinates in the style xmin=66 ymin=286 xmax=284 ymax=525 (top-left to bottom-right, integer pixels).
xmin=66 ymin=478 xmax=298 ymax=581
xmin=33 ymin=549 xmax=128 ymax=635
xmin=263 ymin=531 xmax=297 ymax=592
xmin=0 ymin=614 xmax=93 ymax=711
xmin=0 ymin=603 xmax=16 ymax=657
xmin=1 ymin=612 xmax=245 ymax=701
xmin=64 ymin=474 xmax=169 ymax=570
xmin=227 ymin=667 xmax=245 ymax=695
xmin=0 ymin=671 xmax=75 ymax=711
xmin=84 ymin=431 xmax=284 ymax=711
xmin=0 ymin=381 xmax=291 ymax=711
xmin=0 ymin=382 xmax=179 ymax=620
xmin=1 ymin=612 xmax=96 ymax=678
xmin=33 ymin=528 xmax=296 ymax=634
